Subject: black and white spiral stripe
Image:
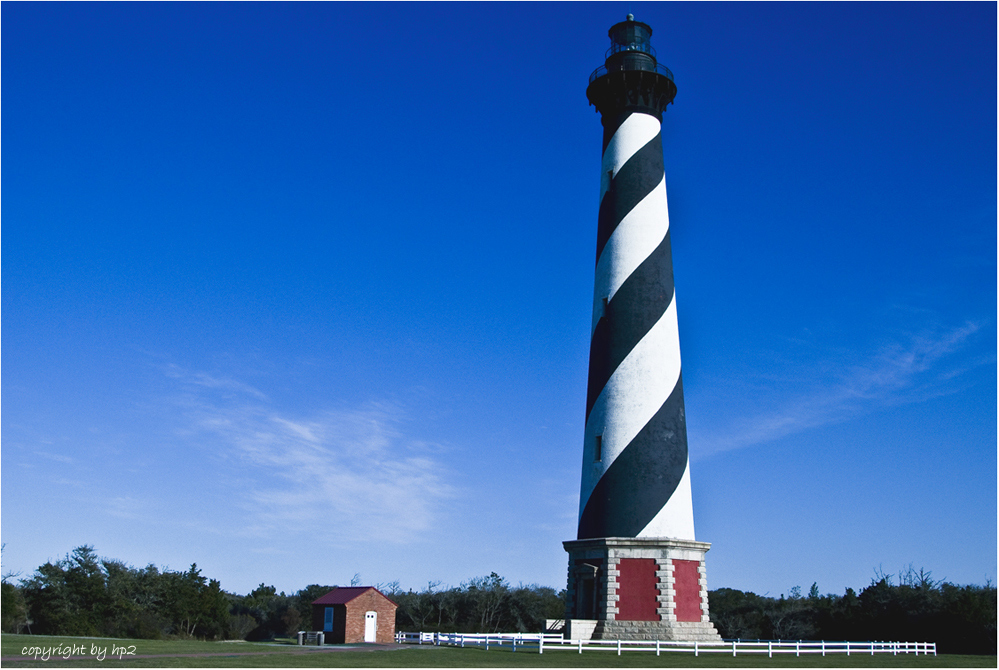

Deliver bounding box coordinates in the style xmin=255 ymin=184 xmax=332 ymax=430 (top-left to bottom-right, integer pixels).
xmin=578 ymin=111 xmax=695 ymax=541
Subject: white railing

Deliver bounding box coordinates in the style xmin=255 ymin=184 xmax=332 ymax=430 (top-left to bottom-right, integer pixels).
xmin=395 ymin=632 xmax=936 ymax=657
xmin=395 ymin=631 xmax=437 ymax=644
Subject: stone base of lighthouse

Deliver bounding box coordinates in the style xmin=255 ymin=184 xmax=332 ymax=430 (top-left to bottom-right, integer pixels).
xmin=563 ymin=537 xmax=722 ymax=641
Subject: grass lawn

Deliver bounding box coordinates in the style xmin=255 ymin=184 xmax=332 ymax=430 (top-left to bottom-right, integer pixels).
xmin=2 ymin=635 xmax=994 ymax=668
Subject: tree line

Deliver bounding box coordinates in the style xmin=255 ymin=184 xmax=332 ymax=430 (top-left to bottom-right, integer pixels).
xmin=2 ymin=546 xmax=994 ymax=655
xmin=708 ymin=567 xmax=996 ymax=655
xmin=0 ymin=546 xmax=562 ymax=641
xmin=385 ymin=572 xmax=564 ymax=633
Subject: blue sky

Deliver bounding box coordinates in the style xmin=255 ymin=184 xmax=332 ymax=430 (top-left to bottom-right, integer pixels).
xmin=3 ymin=2 xmax=995 ymax=600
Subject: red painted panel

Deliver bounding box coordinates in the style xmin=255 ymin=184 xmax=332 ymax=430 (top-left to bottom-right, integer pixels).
xmin=616 ymin=558 xmax=659 ymax=621
xmin=673 ymin=560 xmax=702 ymax=622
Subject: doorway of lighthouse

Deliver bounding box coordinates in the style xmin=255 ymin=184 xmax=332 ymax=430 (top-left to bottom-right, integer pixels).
xmin=578 ymin=577 xmax=596 ymax=619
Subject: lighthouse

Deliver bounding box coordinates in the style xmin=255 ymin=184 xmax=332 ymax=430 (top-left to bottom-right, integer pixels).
xmin=563 ymin=16 xmax=721 ymax=642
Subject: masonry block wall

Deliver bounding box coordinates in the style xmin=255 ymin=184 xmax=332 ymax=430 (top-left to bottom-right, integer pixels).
xmin=654 ymin=557 xmax=712 ymax=624
xmin=605 ymin=557 xmax=618 ymax=619
xmin=564 ymin=538 xmax=714 ymax=625
xmin=698 ymin=560 xmax=711 ymax=623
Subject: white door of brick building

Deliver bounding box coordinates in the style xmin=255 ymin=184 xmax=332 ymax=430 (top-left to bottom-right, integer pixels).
xmin=364 ymin=611 xmax=377 ymax=642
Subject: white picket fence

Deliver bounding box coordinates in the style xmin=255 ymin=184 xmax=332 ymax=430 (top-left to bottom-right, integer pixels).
xmin=395 ymin=631 xmax=936 ymax=657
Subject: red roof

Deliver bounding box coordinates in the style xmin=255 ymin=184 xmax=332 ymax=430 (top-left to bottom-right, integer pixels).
xmin=312 ymin=586 xmax=396 ymax=606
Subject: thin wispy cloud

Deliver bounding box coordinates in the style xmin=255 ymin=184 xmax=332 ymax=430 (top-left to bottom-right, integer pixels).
xmin=33 ymin=451 xmax=75 ymax=464
xmin=168 ymin=369 xmax=455 ymax=544
xmin=696 ymin=321 xmax=987 ymax=458
xmin=162 ymin=364 xmax=269 ymax=401
xmin=107 ymin=496 xmax=147 ymax=520
xmin=840 ymin=322 xmax=982 ymax=399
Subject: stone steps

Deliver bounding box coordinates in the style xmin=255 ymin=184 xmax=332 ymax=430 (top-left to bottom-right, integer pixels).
xmin=591 ymin=620 xmax=723 ymax=642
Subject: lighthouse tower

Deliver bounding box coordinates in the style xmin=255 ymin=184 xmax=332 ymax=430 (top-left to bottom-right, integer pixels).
xmin=563 ymin=16 xmax=721 ymax=642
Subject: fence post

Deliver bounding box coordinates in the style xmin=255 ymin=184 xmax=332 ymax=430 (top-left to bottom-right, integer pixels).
xmin=821 ymin=640 xmax=825 ymax=657
xmin=617 ymin=640 xmax=621 ymax=656
xmin=796 ymin=640 xmax=800 ymax=657
xmin=732 ymin=640 xmax=737 ymax=657
xmin=657 ymin=640 xmax=661 ymax=657
xmin=578 ymin=638 xmax=582 ymax=654
xmin=693 ymin=641 xmax=697 ymax=657
xmin=768 ymin=641 xmax=772 ymax=658
xmin=513 ymin=637 xmax=517 ymax=653
xmin=846 ymin=641 xmax=850 ymax=656
xmin=539 ymin=634 xmax=543 ymax=655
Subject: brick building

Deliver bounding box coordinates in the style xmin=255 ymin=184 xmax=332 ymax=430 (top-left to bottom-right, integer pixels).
xmin=311 ymin=587 xmax=397 ymax=644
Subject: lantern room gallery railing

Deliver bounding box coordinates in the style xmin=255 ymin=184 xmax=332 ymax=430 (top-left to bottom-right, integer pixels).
xmin=589 ymin=62 xmax=675 ymax=85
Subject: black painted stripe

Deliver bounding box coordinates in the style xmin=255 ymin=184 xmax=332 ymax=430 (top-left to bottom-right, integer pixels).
xmin=601 ymin=112 xmax=632 ymax=153
xmin=595 ymin=131 xmax=664 ymax=266
xmin=585 ymin=230 xmax=676 ymax=422
xmin=577 ymin=375 xmax=689 ymax=540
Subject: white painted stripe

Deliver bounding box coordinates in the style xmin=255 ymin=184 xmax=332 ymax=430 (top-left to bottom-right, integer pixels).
xmin=599 ymin=113 xmax=662 ymax=203
xmin=591 ymin=176 xmax=669 ymax=334
xmin=579 ymin=294 xmax=682 ymax=517
xmin=638 ymin=458 xmax=696 ymax=540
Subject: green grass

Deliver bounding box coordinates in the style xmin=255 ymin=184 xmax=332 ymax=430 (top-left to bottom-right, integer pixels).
xmin=2 ymin=635 xmax=994 ymax=668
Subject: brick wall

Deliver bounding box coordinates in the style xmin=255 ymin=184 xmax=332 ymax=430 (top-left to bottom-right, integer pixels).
xmin=343 ymin=590 xmax=397 ymax=644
